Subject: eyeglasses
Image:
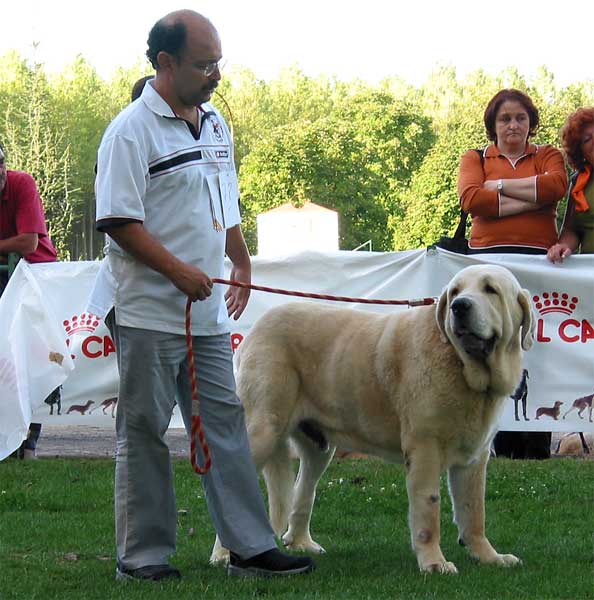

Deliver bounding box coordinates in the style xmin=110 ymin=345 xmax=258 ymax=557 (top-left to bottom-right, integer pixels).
xmin=194 ymin=59 xmax=224 ymax=77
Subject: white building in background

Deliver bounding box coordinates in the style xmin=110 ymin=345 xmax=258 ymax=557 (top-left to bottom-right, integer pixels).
xmin=256 ymin=200 xmax=339 ymax=256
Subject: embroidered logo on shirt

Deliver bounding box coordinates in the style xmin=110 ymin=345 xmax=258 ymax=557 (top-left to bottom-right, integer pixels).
xmin=210 ymin=117 xmax=225 ymax=143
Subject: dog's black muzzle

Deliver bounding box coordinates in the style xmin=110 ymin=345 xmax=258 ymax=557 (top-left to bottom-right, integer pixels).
xmin=450 ymin=297 xmax=496 ymax=360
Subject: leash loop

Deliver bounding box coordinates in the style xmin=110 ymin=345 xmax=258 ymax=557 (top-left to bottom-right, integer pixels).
xmin=186 ymin=298 xmax=212 ymax=475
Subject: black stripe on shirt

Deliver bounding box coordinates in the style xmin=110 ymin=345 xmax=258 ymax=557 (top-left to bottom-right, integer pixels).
xmin=96 ymin=217 xmax=142 ymax=233
xmin=149 ymin=150 xmax=203 ymax=176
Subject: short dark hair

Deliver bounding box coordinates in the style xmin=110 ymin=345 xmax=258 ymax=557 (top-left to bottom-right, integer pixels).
xmin=483 ymin=89 xmax=539 ymax=143
xmin=131 ymin=75 xmax=154 ymax=102
xmin=561 ymin=107 xmax=594 ymax=171
xmin=146 ymin=18 xmax=187 ymax=70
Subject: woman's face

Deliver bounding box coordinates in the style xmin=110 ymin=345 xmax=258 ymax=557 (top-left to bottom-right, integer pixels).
xmin=494 ymin=100 xmax=530 ymax=149
xmin=580 ymin=122 xmax=594 ymax=167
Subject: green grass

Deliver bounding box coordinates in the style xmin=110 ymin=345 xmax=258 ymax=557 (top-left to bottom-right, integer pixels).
xmin=0 ymin=457 xmax=592 ymax=599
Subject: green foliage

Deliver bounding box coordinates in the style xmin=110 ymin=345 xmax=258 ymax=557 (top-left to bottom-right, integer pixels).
xmin=239 ymin=81 xmax=434 ymax=253
xmin=393 ymin=66 xmax=594 ymax=249
xmin=1 ymin=52 xmax=593 ymax=259
xmin=1 ymin=66 xmax=76 ymax=260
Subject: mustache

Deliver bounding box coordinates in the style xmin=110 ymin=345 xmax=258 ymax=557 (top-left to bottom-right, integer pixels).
xmin=206 ymin=81 xmax=218 ymax=92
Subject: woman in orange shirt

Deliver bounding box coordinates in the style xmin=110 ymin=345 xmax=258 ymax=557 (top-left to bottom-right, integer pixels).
xmin=458 ymin=89 xmax=568 ymax=254
xmin=457 ymin=90 xmax=568 ymax=460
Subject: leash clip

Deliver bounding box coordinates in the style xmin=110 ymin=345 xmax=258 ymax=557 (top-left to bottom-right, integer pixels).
xmin=408 ymin=297 xmax=438 ymax=307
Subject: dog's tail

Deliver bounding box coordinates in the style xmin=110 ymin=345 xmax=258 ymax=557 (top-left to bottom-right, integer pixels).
xmin=263 ymin=442 xmax=295 ymax=537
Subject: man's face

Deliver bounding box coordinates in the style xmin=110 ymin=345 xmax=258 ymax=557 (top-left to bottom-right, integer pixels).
xmin=0 ymin=149 xmax=7 ymax=194
xmin=170 ymin=22 xmax=222 ymax=107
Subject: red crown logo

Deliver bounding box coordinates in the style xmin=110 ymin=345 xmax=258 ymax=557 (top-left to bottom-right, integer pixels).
xmin=63 ymin=313 xmax=101 ymax=336
xmin=532 ymin=292 xmax=578 ymax=315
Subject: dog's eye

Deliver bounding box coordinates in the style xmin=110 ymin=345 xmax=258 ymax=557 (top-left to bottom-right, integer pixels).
xmin=485 ymin=284 xmax=498 ymax=295
xmin=450 ymin=287 xmax=459 ymax=297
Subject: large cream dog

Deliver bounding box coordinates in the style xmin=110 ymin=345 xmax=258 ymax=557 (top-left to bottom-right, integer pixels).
xmin=211 ymin=264 xmax=534 ymax=574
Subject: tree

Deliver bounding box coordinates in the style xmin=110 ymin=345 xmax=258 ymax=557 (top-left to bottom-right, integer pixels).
xmin=2 ymin=66 xmax=76 ymax=260
xmin=239 ymin=87 xmax=433 ymax=253
xmin=50 ymin=57 xmax=142 ymax=258
xmin=391 ymin=68 xmax=594 ymax=249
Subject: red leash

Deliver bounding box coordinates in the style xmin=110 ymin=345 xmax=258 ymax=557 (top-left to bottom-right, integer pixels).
xmin=211 ymin=278 xmax=437 ymax=307
xmin=186 ymin=280 xmax=437 ymax=476
xmin=186 ymin=298 xmax=212 ymax=475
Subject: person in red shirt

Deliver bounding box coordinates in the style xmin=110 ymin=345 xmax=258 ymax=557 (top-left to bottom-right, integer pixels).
xmin=0 ymin=141 xmax=58 ymax=459
xmin=0 ymin=143 xmax=57 ymax=287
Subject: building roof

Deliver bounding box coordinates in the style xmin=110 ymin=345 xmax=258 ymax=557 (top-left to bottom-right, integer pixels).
xmin=261 ymin=200 xmax=337 ymax=216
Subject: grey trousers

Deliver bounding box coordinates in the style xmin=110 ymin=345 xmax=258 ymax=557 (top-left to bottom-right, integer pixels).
xmin=106 ymin=312 xmax=276 ymax=569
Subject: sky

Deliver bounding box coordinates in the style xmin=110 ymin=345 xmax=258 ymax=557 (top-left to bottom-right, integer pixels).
xmin=2 ymin=0 xmax=593 ymax=88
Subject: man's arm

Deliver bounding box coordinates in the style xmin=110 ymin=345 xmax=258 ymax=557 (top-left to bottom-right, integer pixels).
xmin=0 ymin=233 xmax=38 ymax=257
xmin=224 ymin=224 xmax=251 ymax=320
xmin=102 ymin=222 xmax=213 ymax=302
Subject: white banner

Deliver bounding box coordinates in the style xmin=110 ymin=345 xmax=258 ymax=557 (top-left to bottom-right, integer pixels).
xmin=1 ymin=249 xmax=593 ymax=460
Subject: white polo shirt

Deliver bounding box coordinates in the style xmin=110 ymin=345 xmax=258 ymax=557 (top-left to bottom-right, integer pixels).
xmin=93 ymin=82 xmax=240 ymax=335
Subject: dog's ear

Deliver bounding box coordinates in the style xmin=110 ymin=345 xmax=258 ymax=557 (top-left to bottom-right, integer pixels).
xmin=436 ymin=288 xmax=449 ymax=343
xmin=518 ymin=288 xmax=534 ymax=351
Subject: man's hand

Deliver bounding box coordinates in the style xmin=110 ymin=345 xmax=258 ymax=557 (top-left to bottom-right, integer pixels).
xmin=170 ymin=263 xmax=213 ymax=301
xmin=225 ymin=265 xmax=251 ymax=320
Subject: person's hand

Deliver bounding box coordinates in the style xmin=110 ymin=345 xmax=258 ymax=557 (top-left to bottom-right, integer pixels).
xmin=483 ymin=179 xmax=499 ymax=191
xmin=171 ymin=263 xmax=213 ymax=301
xmin=547 ymin=243 xmax=573 ymax=263
xmin=225 ymin=265 xmax=251 ymax=320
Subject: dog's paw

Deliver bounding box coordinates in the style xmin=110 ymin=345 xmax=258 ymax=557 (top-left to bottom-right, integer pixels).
xmin=282 ymin=533 xmax=326 ymax=554
xmin=490 ymin=553 xmax=521 ymax=567
xmin=419 ymin=561 xmax=458 ymax=575
xmin=209 ymin=547 xmax=230 ymax=566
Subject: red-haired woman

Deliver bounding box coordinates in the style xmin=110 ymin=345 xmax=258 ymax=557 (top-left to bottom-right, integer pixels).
xmin=547 ymin=107 xmax=594 ymax=262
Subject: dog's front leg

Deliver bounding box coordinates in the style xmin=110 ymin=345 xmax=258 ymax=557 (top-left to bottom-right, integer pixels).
xmin=404 ymin=442 xmax=457 ymax=574
xmin=447 ymin=450 xmax=520 ymax=567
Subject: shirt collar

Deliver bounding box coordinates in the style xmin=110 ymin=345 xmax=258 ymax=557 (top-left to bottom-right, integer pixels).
xmin=485 ymin=143 xmax=538 ymax=158
xmin=140 ymin=80 xmax=177 ymax=118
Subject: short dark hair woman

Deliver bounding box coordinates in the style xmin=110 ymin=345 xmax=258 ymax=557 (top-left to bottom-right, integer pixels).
xmin=456 ymin=89 xmax=569 ymax=460
xmin=458 ymin=88 xmax=568 ymax=254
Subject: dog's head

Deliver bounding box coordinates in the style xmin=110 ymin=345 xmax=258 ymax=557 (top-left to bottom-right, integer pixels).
xmin=436 ymin=265 xmax=534 ymax=394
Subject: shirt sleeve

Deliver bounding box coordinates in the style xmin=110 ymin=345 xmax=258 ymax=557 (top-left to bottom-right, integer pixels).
xmin=457 ymin=150 xmax=499 ymax=217
xmin=559 ymin=194 xmax=580 ymax=241
xmin=14 ymin=173 xmax=49 ymax=235
xmin=535 ymin=145 xmax=568 ymax=205
xmin=95 ymin=134 xmax=147 ymax=225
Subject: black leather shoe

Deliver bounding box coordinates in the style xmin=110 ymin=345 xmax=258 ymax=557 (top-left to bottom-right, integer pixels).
xmin=228 ymin=548 xmax=315 ymax=578
xmin=115 ymin=562 xmax=181 ymax=582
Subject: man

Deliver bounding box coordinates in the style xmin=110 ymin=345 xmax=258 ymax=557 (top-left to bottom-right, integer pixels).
xmin=0 ymin=143 xmax=57 ymax=289
xmin=92 ymin=10 xmax=315 ymax=581
xmin=0 ymin=142 xmax=58 ymax=459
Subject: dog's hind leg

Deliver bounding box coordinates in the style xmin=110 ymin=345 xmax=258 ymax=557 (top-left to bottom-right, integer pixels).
xmin=281 ymin=432 xmax=335 ymax=554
